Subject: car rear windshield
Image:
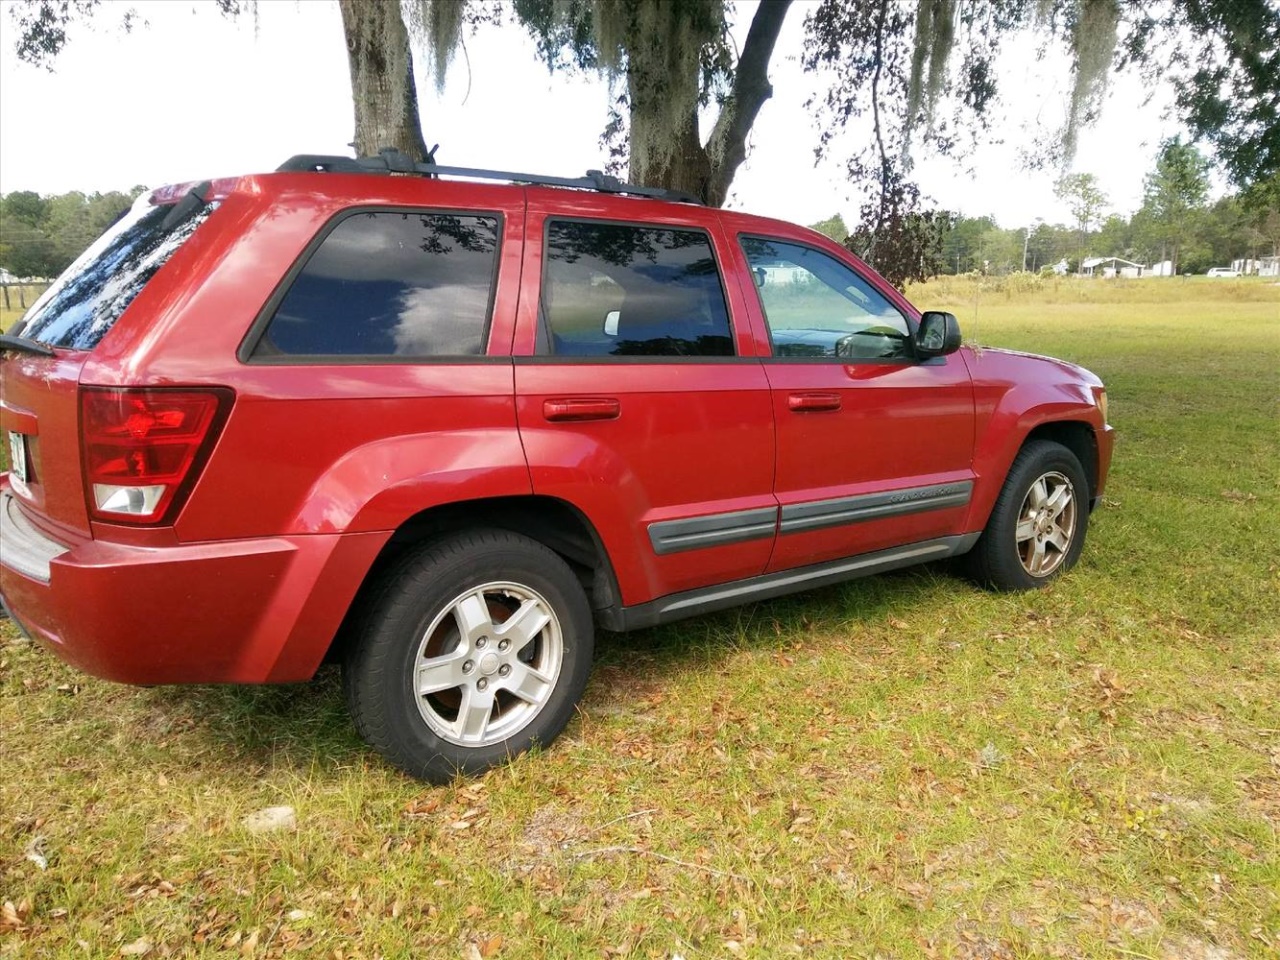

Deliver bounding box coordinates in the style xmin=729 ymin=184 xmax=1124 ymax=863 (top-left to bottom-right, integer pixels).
xmin=16 ymin=197 xmax=218 ymax=350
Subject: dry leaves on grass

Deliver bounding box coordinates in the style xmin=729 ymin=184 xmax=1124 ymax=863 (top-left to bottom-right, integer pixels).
xmin=1 ymin=899 xmax=31 ymax=932
xmin=463 ymin=934 xmax=504 ymax=959
xmin=1220 ymin=490 xmax=1257 ymax=503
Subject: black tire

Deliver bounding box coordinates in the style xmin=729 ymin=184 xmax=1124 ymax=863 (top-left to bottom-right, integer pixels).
xmin=964 ymin=439 xmax=1090 ymax=591
xmin=343 ymin=529 xmax=594 ymax=782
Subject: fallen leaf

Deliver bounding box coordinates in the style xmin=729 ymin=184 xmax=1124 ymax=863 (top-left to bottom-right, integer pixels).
xmin=1 ymin=900 xmax=31 ymax=932
xmin=120 ymin=937 xmax=153 ymax=956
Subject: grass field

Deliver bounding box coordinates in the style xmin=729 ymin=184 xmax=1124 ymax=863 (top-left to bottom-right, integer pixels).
xmin=2 ymin=277 xmax=1278 ymax=958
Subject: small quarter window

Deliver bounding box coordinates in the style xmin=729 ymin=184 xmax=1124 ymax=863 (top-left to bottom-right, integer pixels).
xmin=741 ymin=237 xmax=911 ymax=361
xmin=542 ymin=220 xmax=734 ymax=358
xmin=257 ymin=211 xmax=499 ymax=358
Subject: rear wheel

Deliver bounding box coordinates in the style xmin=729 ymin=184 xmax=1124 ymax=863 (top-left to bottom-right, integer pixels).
xmin=343 ymin=529 xmax=594 ymax=782
xmin=965 ymin=440 xmax=1089 ymax=591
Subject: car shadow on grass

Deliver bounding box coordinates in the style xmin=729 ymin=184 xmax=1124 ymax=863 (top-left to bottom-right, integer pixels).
xmin=142 ymin=667 xmax=367 ymax=774
xmin=139 ymin=562 xmax=965 ymax=777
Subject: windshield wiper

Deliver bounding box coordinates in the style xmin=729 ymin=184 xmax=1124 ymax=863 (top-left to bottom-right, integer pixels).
xmin=0 ymin=335 xmax=56 ymax=357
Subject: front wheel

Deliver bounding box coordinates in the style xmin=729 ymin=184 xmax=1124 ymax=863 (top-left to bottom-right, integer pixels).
xmin=964 ymin=440 xmax=1090 ymax=591
xmin=343 ymin=529 xmax=594 ymax=782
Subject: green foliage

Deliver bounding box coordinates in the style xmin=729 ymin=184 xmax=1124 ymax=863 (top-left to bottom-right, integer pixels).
xmin=1135 ymin=138 xmax=1211 ymax=273
xmin=0 ymin=186 xmax=142 ymax=279
xmin=1094 ymin=214 xmax=1130 ymax=258
xmin=2 ymin=190 xmax=47 ymax=226
xmin=1055 ymin=173 xmax=1108 ymax=234
xmin=1122 ymin=1 xmax=1280 ymax=187
xmin=807 ymin=213 xmax=849 ymax=242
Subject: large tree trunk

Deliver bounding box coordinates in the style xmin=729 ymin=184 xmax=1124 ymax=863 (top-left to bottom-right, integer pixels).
xmin=626 ymin=57 xmax=712 ymax=199
xmin=703 ymin=0 xmax=791 ymax=206
xmin=628 ymin=0 xmax=791 ymax=205
xmin=339 ymin=0 xmax=429 ymax=161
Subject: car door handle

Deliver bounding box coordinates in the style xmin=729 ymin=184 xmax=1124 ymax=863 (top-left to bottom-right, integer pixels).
xmin=787 ymin=392 xmax=842 ymax=412
xmin=543 ymin=398 xmax=621 ymax=422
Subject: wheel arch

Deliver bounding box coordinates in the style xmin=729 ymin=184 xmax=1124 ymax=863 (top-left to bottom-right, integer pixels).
xmin=967 ymin=410 xmax=1104 ymax=534
xmin=1022 ymin=420 xmax=1099 ymax=503
xmin=324 ymin=494 xmax=621 ymax=663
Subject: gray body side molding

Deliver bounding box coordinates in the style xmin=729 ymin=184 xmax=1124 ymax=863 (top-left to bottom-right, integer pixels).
xmin=601 ymin=532 xmax=981 ymax=632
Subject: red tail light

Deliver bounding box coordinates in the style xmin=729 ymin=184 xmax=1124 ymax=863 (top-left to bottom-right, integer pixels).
xmin=80 ymin=387 xmax=233 ymax=524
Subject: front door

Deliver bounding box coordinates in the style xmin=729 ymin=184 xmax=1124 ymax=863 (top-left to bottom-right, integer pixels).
xmin=727 ymin=231 xmax=975 ymax=573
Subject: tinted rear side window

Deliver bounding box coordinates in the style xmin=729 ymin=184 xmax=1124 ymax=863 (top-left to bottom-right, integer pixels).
xmin=542 ymin=220 xmax=734 ymax=358
xmin=18 ymin=200 xmax=217 ymax=350
xmin=256 ymin=211 xmax=500 ymax=359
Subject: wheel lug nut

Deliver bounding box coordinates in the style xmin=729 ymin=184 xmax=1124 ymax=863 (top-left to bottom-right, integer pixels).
xmin=476 ymin=637 xmax=487 ymax=648
xmin=462 ymin=660 xmax=474 ymax=674
xmin=499 ymin=664 xmax=511 ymax=677
xmin=477 ymin=678 xmax=488 ymax=690
xmin=498 ymin=639 xmax=510 ymax=651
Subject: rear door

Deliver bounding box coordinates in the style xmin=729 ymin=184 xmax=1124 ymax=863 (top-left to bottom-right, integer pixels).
xmin=725 ymin=229 xmax=975 ymax=573
xmin=513 ymin=194 xmax=775 ymax=606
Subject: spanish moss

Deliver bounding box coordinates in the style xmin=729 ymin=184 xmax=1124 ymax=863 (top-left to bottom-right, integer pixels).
xmin=904 ymin=0 xmax=955 ymax=153
xmin=405 ymin=0 xmax=466 ymax=93
xmin=1064 ymin=0 xmax=1119 ymax=162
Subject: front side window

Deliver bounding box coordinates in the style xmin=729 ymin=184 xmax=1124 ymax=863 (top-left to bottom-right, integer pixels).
xmin=740 ymin=237 xmax=911 ymax=361
xmin=256 ymin=211 xmax=499 ymax=358
xmin=542 ymin=220 xmax=734 ymax=358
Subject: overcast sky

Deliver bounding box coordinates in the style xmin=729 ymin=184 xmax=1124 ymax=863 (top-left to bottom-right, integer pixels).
xmin=0 ymin=0 xmax=1197 ymax=229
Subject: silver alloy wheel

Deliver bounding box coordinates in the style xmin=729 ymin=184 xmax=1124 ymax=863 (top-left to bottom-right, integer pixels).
xmin=412 ymin=581 xmax=564 ymax=747
xmin=1014 ymin=470 xmax=1077 ymax=577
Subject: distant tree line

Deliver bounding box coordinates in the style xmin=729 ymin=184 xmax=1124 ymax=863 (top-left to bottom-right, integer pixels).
xmin=812 ymin=140 xmax=1280 ymax=278
xmin=938 ymin=140 xmax=1279 ymax=276
xmin=0 ymin=187 xmax=146 ymax=279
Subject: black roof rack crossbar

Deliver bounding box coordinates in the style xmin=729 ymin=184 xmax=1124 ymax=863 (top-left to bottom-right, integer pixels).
xmin=275 ymin=150 xmax=703 ymax=205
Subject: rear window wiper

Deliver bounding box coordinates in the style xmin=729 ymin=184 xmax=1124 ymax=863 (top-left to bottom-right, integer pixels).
xmin=0 ymin=334 xmax=56 ymax=357
xmin=160 ymin=180 xmax=212 ymax=231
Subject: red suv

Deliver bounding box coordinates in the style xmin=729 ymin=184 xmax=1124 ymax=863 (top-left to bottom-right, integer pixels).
xmin=0 ymin=153 xmax=1113 ymax=781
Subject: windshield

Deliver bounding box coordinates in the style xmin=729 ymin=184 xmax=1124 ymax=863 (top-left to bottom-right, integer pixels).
xmin=15 ymin=196 xmax=218 ymax=350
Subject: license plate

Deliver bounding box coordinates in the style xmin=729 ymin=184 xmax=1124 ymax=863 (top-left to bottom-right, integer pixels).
xmin=7 ymin=431 xmax=28 ymax=484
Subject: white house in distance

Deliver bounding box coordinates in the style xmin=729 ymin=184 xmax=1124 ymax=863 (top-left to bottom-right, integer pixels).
xmin=1080 ymin=256 xmax=1147 ymax=278
xmin=1232 ymin=256 xmax=1280 ymax=277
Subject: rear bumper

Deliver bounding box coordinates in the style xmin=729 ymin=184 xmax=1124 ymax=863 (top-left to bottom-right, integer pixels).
xmin=0 ymin=487 xmax=387 ymax=684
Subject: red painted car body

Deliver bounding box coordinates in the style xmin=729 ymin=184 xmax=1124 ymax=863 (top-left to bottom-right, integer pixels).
xmin=0 ymin=165 xmax=1113 ymax=686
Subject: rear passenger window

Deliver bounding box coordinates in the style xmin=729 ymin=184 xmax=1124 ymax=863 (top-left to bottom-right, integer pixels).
xmin=542 ymin=220 xmax=734 ymax=357
xmin=256 ymin=211 xmax=499 ymax=359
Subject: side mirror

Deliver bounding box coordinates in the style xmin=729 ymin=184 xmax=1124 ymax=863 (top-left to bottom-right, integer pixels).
xmin=915 ymin=311 xmax=961 ymax=357
xmin=603 ymin=310 xmax=620 ymax=337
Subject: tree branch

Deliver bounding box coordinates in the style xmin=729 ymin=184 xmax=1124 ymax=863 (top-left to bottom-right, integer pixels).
xmin=704 ymin=0 xmax=792 ymax=207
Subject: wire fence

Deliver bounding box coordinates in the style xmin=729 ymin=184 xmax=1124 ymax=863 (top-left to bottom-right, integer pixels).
xmin=1 ymin=282 xmax=51 ymax=314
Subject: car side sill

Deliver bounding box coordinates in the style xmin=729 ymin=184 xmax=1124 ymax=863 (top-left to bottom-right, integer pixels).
xmin=602 ymin=532 xmax=981 ymax=632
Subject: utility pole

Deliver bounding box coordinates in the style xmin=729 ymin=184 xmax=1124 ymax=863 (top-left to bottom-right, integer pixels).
xmin=1022 ymin=219 xmax=1042 ymax=273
